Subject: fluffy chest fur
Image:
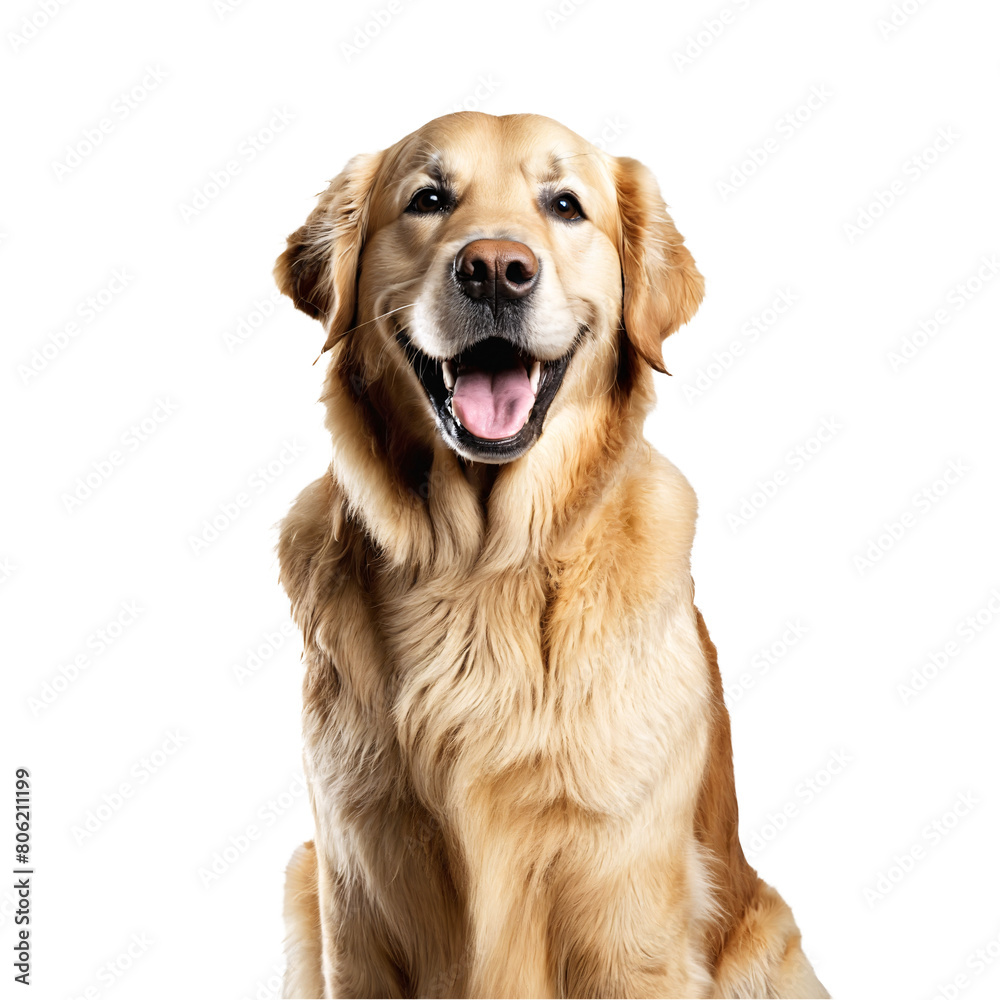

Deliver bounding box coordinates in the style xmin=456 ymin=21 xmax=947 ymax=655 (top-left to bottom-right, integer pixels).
xmin=401 ymin=555 xmax=707 ymax=795
xmin=281 ymin=448 xmax=718 ymax=995
xmin=285 ymin=441 xmax=710 ymax=812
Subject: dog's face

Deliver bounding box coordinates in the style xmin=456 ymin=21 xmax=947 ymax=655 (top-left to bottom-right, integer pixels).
xmin=276 ymin=113 xmax=703 ymax=464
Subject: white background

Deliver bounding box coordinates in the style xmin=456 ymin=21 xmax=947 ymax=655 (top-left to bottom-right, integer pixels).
xmin=3 ymin=1 xmax=999 ymax=998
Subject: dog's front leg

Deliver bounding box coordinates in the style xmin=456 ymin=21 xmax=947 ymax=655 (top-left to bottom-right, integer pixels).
xmin=308 ymin=781 xmax=470 ymax=999
xmin=464 ymin=872 xmax=555 ymax=999
xmin=309 ymin=842 xmax=413 ymax=999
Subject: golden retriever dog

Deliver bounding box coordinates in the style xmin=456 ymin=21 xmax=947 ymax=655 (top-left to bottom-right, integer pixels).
xmin=274 ymin=112 xmax=828 ymax=999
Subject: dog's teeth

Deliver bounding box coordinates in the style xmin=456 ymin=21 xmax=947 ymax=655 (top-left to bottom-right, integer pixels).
xmin=529 ymin=361 xmax=541 ymax=395
xmin=442 ymin=361 xmax=456 ymax=391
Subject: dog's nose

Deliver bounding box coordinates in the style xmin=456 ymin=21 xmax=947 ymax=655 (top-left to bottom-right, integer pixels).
xmin=455 ymin=239 xmax=539 ymax=308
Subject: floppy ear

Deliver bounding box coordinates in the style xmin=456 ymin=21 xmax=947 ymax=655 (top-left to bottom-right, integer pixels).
xmin=613 ymin=156 xmax=705 ymax=373
xmin=274 ymin=151 xmax=384 ymax=353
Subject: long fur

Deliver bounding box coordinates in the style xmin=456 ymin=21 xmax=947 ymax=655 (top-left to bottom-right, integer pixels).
xmin=274 ymin=112 xmax=828 ymax=999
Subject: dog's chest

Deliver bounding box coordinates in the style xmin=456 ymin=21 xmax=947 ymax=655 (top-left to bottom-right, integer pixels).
xmin=369 ymin=554 xmax=699 ymax=817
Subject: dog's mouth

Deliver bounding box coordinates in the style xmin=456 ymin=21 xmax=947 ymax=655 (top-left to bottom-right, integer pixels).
xmin=396 ymin=332 xmax=576 ymax=463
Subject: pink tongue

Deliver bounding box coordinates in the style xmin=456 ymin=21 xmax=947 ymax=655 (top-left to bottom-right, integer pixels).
xmin=451 ymin=366 xmax=535 ymax=440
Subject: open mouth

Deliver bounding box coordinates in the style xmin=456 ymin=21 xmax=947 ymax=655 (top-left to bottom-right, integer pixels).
xmin=396 ymin=332 xmax=576 ymax=463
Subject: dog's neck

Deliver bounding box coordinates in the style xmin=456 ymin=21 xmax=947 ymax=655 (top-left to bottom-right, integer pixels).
xmin=323 ymin=347 xmax=655 ymax=573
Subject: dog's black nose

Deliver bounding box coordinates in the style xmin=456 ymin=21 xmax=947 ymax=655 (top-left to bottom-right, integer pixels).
xmin=455 ymin=239 xmax=538 ymax=309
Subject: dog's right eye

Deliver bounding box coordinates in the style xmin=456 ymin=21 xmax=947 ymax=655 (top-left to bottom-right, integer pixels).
xmin=406 ymin=188 xmax=450 ymax=214
xmin=550 ymin=192 xmax=584 ymax=221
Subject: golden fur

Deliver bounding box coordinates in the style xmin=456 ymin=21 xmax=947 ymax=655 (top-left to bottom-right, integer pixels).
xmin=274 ymin=112 xmax=828 ymax=999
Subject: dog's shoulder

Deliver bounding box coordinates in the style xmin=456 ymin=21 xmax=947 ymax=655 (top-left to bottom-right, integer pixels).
xmin=606 ymin=445 xmax=700 ymax=588
xmin=643 ymin=446 xmax=698 ymax=523
xmin=278 ymin=471 xmax=358 ymax=629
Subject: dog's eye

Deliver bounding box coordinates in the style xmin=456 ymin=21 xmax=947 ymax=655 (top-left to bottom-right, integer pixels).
xmin=550 ymin=192 xmax=584 ymax=221
xmin=406 ymin=187 xmax=450 ymax=214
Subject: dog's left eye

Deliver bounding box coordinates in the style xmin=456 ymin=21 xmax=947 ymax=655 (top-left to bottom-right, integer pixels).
xmin=406 ymin=187 xmax=450 ymax=214
xmin=550 ymin=192 xmax=584 ymax=221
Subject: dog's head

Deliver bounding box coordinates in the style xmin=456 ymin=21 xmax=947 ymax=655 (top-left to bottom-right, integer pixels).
xmin=276 ymin=113 xmax=703 ymax=464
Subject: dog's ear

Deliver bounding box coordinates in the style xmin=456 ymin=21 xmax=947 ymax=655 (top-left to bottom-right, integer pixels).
xmin=613 ymin=156 xmax=704 ymax=373
xmin=274 ymin=151 xmax=384 ymax=353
